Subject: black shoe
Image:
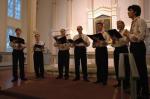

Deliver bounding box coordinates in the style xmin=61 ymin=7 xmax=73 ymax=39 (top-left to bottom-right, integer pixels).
xmin=137 ymin=95 xmax=142 ymax=99
xmin=102 ymin=82 xmax=107 ymax=86
xmin=93 ymin=81 xmax=101 ymax=84
xmin=56 ymin=76 xmax=63 ymax=79
xmin=35 ymin=75 xmax=40 ymax=79
xmin=64 ymin=76 xmax=69 ymax=80
xmin=35 ymin=77 xmax=40 ymax=79
xmin=113 ymin=84 xmax=121 ymax=88
xmin=40 ymin=75 xmax=45 ymax=79
xmin=11 ymin=78 xmax=18 ymax=82
xmin=73 ymin=78 xmax=80 ymax=81
xmin=124 ymin=88 xmax=130 ymax=94
xmin=21 ymin=78 xmax=27 ymax=81
xmin=83 ymin=79 xmax=90 ymax=82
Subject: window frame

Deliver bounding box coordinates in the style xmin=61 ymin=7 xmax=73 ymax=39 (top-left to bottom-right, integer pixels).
xmin=7 ymin=0 xmax=22 ymax=20
xmin=6 ymin=26 xmax=16 ymax=52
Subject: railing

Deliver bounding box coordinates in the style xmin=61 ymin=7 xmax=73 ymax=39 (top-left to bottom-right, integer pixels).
xmin=0 ymin=52 xmax=14 ymax=67
xmin=50 ymin=51 xmax=114 ymax=66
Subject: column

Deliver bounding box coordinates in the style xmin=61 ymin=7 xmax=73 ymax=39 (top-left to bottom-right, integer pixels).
xmin=51 ymin=0 xmax=57 ymax=31
xmin=111 ymin=0 xmax=117 ymax=29
xmin=0 ymin=0 xmax=7 ymax=51
xmin=66 ymin=0 xmax=72 ymax=36
xmin=91 ymin=0 xmax=94 ymax=33
xmin=26 ymin=0 xmax=37 ymax=72
xmin=50 ymin=0 xmax=57 ymax=55
xmin=66 ymin=0 xmax=74 ymax=55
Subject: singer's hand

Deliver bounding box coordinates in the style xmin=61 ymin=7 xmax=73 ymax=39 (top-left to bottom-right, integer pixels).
xmin=123 ymin=30 xmax=129 ymax=37
xmin=95 ymin=41 xmax=100 ymax=46
xmin=66 ymin=34 xmax=70 ymax=36
xmin=59 ymin=44 xmax=65 ymax=48
xmin=15 ymin=43 xmax=18 ymax=47
xmin=131 ymin=36 xmax=138 ymax=41
xmin=111 ymin=36 xmax=118 ymax=41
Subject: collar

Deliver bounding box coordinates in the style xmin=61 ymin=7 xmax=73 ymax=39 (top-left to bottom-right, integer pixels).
xmin=132 ymin=16 xmax=140 ymax=22
xmin=97 ymin=30 xmax=104 ymax=34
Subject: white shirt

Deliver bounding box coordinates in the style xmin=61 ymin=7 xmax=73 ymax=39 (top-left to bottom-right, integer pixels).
xmin=54 ymin=36 xmax=71 ymax=51
xmin=73 ymin=33 xmax=90 ymax=47
xmin=54 ymin=43 xmax=71 ymax=51
xmin=129 ymin=17 xmax=147 ymax=42
xmin=93 ymin=31 xmax=110 ymax=47
xmin=10 ymin=37 xmax=26 ymax=50
xmin=111 ymin=29 xmax=129 ymax=47
xmin=33 ymin=41 xmax=45 ymax=51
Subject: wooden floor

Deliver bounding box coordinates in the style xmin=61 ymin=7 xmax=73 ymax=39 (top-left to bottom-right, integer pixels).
xmin=0 ymin=68 xmax=147 ymax=99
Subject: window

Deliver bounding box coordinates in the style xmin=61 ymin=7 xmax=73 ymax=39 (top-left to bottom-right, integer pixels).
xmin=8 ymin=0 xmax=14 ymax=17
xmin=15 ymin=0 xmax=21 ymax=19
xmin=6 ymin=27 xmax=16 ymax=52
xmin=7 ymin=0 xmax=21 ymax=20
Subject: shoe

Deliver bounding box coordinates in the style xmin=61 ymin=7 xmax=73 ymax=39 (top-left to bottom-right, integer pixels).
xmin=35 ymin=76 xmax=40 ymax=79
xmin=56 ymin=76 xmax=63 ymax=79
xmin=73 ymin=78 xmax=80 ymax=81
xmin=93 ymin=81 xmax=101 ymax=84
xmin=40 ymin=75 xmax=45 ymax=79
xmin=124 ymin=88 xmax=130 ymax=94
xmin=102 ymin=82 xmax=107 ymax=86
xmin=83 ymin=79 xmax=90 ymax=82
xmin=113 ymin=84 xmax=121 ymax=88
xmin=21 ymin=78 xmax=27 ymax=81
xmin=64 ymin=76 xmax=69 ymax=80
xmin=137 ymin=95 xmax=142 ymax=99
xmin=11 ymin=78 xmax=18 ymax=82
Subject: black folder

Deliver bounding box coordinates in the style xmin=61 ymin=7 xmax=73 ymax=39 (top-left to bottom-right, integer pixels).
xmin=87 ymin=33 xmax=105 ymax=42
xmin=54 ymin=36 xmax=67 ymax=44
xmin=107 ymin=29 xmax=122 ymax=39
xmin=74 ymin=37 xmax=84 ymax=44
xmin=34 ymin=44 xmax=44 ymax=49
xmin=9 ymin=35 xmax=25 ymax=44
xmin=67 ymin=39 xmax=74 ymax=43
xmin=9 ymin=35 xmax=17 ymax=42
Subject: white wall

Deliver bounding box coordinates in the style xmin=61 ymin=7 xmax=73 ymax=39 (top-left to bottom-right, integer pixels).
xmin=94 ymin=0 xmax=111 ymax=9
xmin=21 ymin=0 xmax=28 ymax=42
xmin=144 ymin=0 xmax=150 ymax=54
xmin=72 ymin=0 xmax=88 ymax=35
xmin=0 ymin=0 xmax=28 ymax=52
xmin=144 ymin=0 xmax=150 ymax=20
xmin=0 ymin=0 xmax=7 ymax=51
xmin=36 ymin=0 xmax=53 ymax=52
xmin=117 ymin=0 xmax=144 ymax=30
xmin=56 ymin=0 xmax=67 ymax=29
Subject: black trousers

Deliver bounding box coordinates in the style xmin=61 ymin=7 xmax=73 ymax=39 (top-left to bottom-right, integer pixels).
xmin=74 ymin=47 xmax=88 ymax=79
xmin=12 ymin=50 xmax=25 ymax=79
xmin=130 ymin=42 xmax=149 ymax=98
xmin=114 ymin=45 xmax=130 ymax=89
xmin=33 ymin=51 xmax=44 ymax=78
xmin=58 ymin=50 xmax=70 ymax=77
xmin=95 ymin=47 xmax=108 ymax=83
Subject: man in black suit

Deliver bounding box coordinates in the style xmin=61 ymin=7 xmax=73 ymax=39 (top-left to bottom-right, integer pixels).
xmin=73 ymin=26 xmax=90 ymax=81
xmin=10 ymin=28 xmax=27 ymax=82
